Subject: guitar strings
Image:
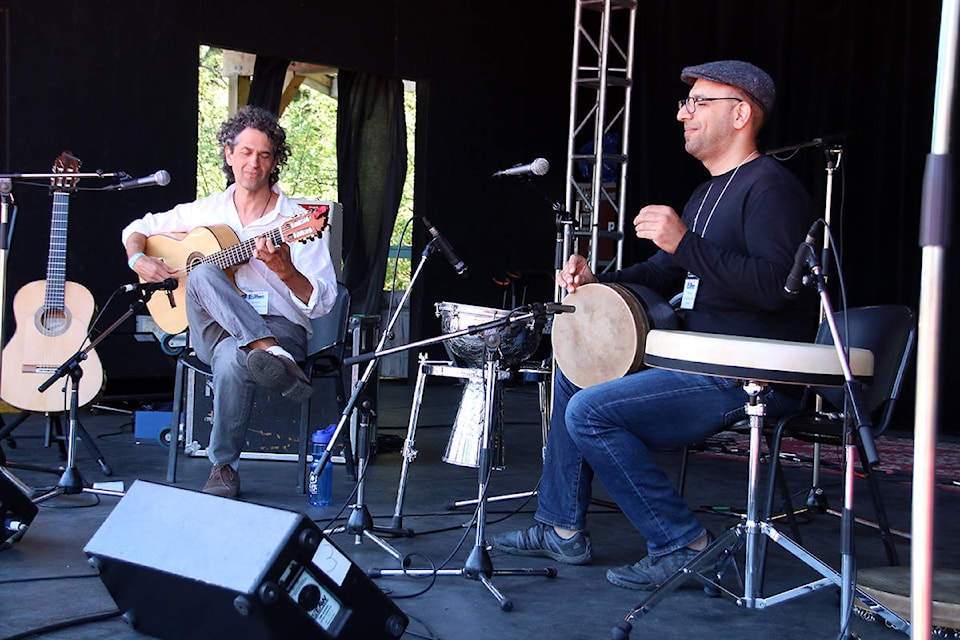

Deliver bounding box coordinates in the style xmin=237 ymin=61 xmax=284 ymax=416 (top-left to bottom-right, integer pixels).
xmin=187 ymin=228 xmax=285 ymax=273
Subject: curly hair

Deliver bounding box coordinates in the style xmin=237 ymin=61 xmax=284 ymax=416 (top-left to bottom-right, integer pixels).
xmin=217 ymin=105 xmax=291 ymax=186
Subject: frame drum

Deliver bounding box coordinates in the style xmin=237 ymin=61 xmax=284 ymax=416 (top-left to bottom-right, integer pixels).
xmin=855 ymin=566 xmax=960 ymax=634
xmin=552 ymin=282 xmax=678 ymax=388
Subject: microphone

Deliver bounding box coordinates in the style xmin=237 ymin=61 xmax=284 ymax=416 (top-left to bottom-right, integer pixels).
xmin=120 ymin=278 xmax=179 ymax=293
xmin=765 ymin=134 xmax=846 ymax=156
xmin=422 ymin=217 xmax=468 ymax=276
xmin=783 ymin=220 xmax=825 ymax=298
xmin=492 ymin=158 xmax=550 ymax=178
xmin=544 ymin=302 xmax=576 ymax=314
xmin=107 ymin=170 xmax=171 ymax=191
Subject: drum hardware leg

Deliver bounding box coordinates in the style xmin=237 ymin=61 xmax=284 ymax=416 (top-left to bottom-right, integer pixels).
xmin=369 ymin=336 xmax=557 ymax=610
xmin=385 ymin=355 xmax=432 ymax=535
xmin=611 ymin=380 xmax=911 ymax=639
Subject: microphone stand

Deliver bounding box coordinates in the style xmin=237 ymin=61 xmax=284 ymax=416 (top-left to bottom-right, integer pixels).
xmin=315 ymin=238 xmax=456 ymax=554
xmin=801 ymin=249 xmax=880 ymax=639
xmin=515 ymin=177 xmax=573 ymax=302
xmin=806 ymin=145 xmax=844 ymax=515
xmin=0 ymin=178 xmax=13 ymax=399
xmin=311 ymin=240 xmax=559 ymax=608
xmin=30 ymin=291 xmax=157 ymax=502
xmin=356 ymin=303 xmax=560 ymax=610
xmin=767 ymin=138 xmax=846 ymax=517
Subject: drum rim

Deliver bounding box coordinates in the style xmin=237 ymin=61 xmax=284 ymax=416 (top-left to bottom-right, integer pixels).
xmin=553 ymin=282 xmax=652 ymax=388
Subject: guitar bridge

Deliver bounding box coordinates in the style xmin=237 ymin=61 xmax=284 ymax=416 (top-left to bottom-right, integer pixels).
xmin=21 ymin=364 xmax=57 ymax=375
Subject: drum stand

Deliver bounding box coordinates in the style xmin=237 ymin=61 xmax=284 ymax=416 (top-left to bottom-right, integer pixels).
xmin=318 ymin=240 xmax=561 ymax=610
xmin=613 ymin=274 xmax=910 ymax=639
xmin=367 ymin=329 xmax=557 ymax=611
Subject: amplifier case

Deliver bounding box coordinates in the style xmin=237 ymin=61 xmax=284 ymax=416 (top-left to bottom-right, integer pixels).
xmin=84 ymin=480 xmax=407 ymax=640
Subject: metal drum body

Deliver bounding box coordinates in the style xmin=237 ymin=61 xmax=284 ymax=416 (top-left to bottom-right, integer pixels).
xmin=552 ymin=282 xmax=678 ymax=388
xmin=435 ymin=301 xmax=546 ymax=469
xmin=436 ymin=301 xmax=546 ymax=369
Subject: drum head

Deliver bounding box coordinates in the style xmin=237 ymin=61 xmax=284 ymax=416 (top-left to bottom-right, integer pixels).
xmin=552 ymin=283 xmax=652 ymax=388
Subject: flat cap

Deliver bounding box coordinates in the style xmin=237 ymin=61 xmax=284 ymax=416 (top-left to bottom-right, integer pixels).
xmin=680 ymin=60 xmax=775 ymax=115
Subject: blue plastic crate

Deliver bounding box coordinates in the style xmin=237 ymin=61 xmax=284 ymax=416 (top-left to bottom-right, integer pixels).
xmin=134 ymin=411 xmax=173 ymax=443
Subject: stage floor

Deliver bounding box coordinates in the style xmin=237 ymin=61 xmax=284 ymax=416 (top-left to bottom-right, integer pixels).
xmin=1 ymin=378 xmax=957 ymax=640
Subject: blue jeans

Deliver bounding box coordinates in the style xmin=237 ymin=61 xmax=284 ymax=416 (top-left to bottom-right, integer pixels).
xmin=186 ymin=264 xmax=306 ymax=466
xmin=535 ymin=367 xmax=799 ymax=558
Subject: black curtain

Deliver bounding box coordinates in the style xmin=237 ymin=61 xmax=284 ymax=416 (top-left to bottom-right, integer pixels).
xmin=336 ymin=71 xmax=408 ymax=316
xmin=247 ymin=54 xmax=289 ymax=116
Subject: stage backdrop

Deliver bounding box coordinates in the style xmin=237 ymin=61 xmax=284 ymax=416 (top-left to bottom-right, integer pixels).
xmin=0 ymin=0 xmax=951 ymax=433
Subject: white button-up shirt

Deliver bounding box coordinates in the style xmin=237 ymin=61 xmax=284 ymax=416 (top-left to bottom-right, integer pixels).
xmin=122 ymin=183 xmax=339 ymax=337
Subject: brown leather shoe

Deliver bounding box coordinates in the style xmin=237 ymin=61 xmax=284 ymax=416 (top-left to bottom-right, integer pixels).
xmin=202 ymin=464 xmax=240 ymax=498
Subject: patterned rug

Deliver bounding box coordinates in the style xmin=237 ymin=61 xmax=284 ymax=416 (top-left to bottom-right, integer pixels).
xmin=694 ymin=431 xmax=960 ymax=490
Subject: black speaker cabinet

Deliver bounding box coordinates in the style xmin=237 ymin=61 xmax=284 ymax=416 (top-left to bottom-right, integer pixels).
xmin=84 ymin=480 xmax=407 ymax=640
xmin=0 ymin=466 xmax=38 ymax=550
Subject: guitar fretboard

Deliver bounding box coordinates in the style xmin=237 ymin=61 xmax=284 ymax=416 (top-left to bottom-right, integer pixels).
xmin=44 ymin=191 xmax=70 ymax=312
xmin=186 ymin=227 xmax=285 ymax=273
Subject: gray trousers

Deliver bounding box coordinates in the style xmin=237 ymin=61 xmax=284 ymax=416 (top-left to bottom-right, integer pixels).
xmin=185 ymin=263 xmax=306 ymax=466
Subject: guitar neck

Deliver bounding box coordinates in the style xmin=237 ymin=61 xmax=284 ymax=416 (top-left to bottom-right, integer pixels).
xmin=45 ymin=191 xmax=70 ymax=311
xmin=190 ymin=226 xmax=284 ymax=272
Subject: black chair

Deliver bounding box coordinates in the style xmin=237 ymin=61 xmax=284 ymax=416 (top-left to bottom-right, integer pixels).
xmin=165 ymin=282 xmax=353 ymax=494
xmin=760 ymin=304 xmax=916 ymax=566
xmin=676 ymin=305 xmax=915 ymax=566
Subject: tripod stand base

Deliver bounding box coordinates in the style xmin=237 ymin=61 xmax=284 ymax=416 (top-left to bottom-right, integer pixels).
xmin=28 ymin=466 xmax=126 ymax=504
xmin=368 ymin=544 xmax=557 ymax=611
xmin=618 ymin=522 xmax=910 ymax=636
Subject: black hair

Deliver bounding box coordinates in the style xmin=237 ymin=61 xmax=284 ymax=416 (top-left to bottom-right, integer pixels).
xmin=217 ymin=105 xmax=290 ymax=186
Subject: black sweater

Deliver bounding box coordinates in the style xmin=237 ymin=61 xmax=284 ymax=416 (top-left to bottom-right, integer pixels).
xmin=601 ymin=155 xmax=819 ymax=343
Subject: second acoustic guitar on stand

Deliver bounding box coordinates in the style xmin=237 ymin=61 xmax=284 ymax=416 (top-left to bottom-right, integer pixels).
xmin=0 ymin=152 xmax=103 ymax=413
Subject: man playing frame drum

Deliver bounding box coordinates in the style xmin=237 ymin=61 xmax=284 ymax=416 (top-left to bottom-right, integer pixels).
xmin=493 ymin=60 xmax=819 ymax=590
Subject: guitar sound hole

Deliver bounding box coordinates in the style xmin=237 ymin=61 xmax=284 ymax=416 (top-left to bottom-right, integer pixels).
xmin=186 ymin=251 xmax=205 ymax=272
xmin=35 ymin=307 xmax=71 ymax=337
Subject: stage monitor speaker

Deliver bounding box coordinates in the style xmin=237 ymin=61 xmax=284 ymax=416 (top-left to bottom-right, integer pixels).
xmin=0 ymin=466 xmax=38 ymax=550
xmin=84 ymin=480 xmax=407 ymax=640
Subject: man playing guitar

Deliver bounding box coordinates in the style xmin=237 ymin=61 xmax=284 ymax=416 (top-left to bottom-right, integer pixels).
xmin=122 ymin=105 xmax=339 ymax=499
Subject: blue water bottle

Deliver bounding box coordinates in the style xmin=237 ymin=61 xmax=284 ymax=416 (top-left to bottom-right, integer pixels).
xmin=308 ymin=425 xmax=336 ymax=507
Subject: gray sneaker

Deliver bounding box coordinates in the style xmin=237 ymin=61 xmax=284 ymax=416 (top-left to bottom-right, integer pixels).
xmin=491 ymin=523 xmax=592 ymax=565
xmin=606 ymin=534 xmax=713 ymax=590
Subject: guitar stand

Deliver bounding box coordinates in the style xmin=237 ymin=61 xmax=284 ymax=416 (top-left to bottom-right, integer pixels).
xmin=28 ymin=292 xmax=155 ymax=502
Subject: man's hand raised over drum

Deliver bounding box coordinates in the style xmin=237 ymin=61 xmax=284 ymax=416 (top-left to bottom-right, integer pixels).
xmin=557 ymin=254 xmax=599 ymax=294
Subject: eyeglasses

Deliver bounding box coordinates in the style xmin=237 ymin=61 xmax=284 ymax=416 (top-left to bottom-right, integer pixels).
xmin=678 ymin=96 xmax=743 ymax=114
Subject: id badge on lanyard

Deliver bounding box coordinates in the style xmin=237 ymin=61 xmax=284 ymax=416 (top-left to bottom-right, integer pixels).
xmin=680 ymin=274 xmax=699 ymax=310
xmin=245 ymin=291 xmax=269 ymax=314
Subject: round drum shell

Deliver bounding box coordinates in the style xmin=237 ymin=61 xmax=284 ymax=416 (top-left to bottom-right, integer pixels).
xmin=552 ymin=282 xmax=677 ymax=388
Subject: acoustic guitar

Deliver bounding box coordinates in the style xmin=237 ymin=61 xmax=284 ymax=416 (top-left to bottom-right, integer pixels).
xmin=141 ymin=204 xmax=330 ymax=335
xmin=0 ymin=152 xmax=104 ymax=412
